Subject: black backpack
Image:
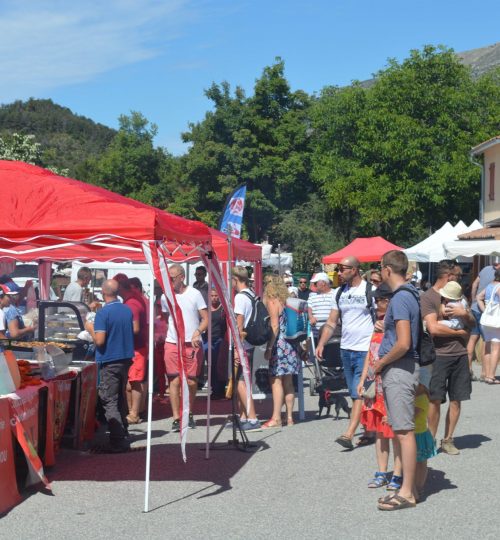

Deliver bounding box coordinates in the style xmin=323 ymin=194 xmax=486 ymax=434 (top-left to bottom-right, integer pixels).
xmin=335 ymin=281 xmax=376 ymax=324
xmin=395 ymin=285 xmax=436 ymax=367
xmin=241 ymin=291 xmax=272 ymax=346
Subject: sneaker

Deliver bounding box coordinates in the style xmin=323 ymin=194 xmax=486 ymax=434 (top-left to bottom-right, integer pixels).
xmin=188 ymin=414 xmax=196 ymax=429
xmin=441 ymin=438 xmax=460 ymax=455
xmin=241 ymin=420 xmax=262 ymax=433
xmin=171 ymin=419 xmax=180 ymax=432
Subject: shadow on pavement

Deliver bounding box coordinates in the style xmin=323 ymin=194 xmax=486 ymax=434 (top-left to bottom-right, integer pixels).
xmin=422 ymin=467 xmax=457 ymax=501
xmin=49 ymin=440 xmax=270 ymax=502
xmin=452 ymin=433 xmax=491 ymax=450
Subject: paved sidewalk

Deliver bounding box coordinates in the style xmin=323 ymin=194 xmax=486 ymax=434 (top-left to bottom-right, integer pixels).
xmin=2 ymin=366 xmax=500 ymax=539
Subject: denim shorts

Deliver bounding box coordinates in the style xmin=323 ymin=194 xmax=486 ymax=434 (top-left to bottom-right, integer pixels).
xmin=470 ymin=309 xmax=483 ymax=337
xmin=340 ymin=349 xmax=366 ymax=399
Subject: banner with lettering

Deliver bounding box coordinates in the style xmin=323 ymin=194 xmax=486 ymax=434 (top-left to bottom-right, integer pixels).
xmin=0 ymin=398 xmax=20 ymax=514
xmin=9 ymin=388 xmax=50 ymax=489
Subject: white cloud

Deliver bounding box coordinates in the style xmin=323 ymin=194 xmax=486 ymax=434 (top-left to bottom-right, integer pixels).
xmin=0 ymin=0 xmax=194 ymax=101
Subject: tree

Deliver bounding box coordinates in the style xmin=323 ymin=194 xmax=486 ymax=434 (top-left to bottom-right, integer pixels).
xmin=311 ymin=46 xmax=500 ymax=244
xmin=181 ymin=59 xmax=314 ymax=241
xmin=274 ymin=195 xmax=343 ymax=272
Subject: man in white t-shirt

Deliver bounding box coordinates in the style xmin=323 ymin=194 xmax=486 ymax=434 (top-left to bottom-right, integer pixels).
xmin=316 ymin=256 xmax=375 ymax=450
xmin=63 ymin=267 xmax=91 ymax=303
xmin=231 ymin=266 xmax=261 ymax=432
xmin=161 ymin=264 xmax=208 ymax=432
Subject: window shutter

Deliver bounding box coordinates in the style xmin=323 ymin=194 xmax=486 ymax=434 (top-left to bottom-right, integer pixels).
xmin=489 ymin=162 xmax=496 ymax=201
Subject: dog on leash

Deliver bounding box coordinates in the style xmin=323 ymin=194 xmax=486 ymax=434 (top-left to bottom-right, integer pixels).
xmin=318 ymin=390 xmax=351 ymax=419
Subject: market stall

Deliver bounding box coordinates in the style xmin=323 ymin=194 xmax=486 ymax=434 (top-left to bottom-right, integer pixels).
xmin=322 ymin=236 xmax=403 ymax=264
xmin=0 ymin=160 xmax=252 ymax=513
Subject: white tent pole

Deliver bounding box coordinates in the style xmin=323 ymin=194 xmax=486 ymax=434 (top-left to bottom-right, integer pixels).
xmin=205 ymin=264 xmax=212 ymax=459
xmin=144 ymin=268 xmax=155 ymax=513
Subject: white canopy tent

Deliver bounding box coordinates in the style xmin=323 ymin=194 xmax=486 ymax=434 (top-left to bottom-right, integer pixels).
xmin=405 ymin=220 xmax=482 ymax=262
xmin=444 ymin=238 xmax=500 ymax=258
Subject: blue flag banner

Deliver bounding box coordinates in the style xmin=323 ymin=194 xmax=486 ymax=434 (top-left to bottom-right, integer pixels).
xmin=219 ymin=184 xmax=247 ymax=238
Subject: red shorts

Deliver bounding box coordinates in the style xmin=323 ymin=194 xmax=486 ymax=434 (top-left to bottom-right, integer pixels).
xmin=164 ymin=342 xmax=203 ymax=380
xmin=128 ymin=348 xmax=147 ymax=382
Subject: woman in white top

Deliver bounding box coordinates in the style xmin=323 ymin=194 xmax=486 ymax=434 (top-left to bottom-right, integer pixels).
xmin=477 ymin=268 xmax=500 ymax=384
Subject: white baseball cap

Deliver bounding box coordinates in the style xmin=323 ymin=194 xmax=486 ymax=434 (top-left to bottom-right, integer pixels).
xmin=310 ymin=272 xmax=330 ymax=283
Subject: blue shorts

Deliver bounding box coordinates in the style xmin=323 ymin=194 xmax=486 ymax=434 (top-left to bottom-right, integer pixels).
xmin=340 ymin=349 xmax=366 ymax=399
xmin=470 ymin=309 xmax=483 ymax=338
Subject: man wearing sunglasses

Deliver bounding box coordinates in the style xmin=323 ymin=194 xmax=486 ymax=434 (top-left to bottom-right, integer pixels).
xmin=297 ymin=278 xmax=311 ymax=301
xmin=316 ymin=256 xmax=376 ymax=449
xmin=161 ymin=264 xmax=208 ymax=432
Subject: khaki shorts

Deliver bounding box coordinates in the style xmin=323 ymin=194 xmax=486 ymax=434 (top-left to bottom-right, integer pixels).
xmin=382 ymin=357 xmax=419 ymax=431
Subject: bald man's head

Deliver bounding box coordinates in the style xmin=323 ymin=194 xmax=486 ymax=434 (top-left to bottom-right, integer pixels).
xmin=340 ymin=256 xmax=360 ymax=269
xmin=102 ymin=279 xmax=119 ymax=298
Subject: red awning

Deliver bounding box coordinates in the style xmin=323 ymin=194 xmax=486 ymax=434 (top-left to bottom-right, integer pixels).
xmin=0 ymin=160 xmax=211 ymax=260
xmin=0 ymin=160 xmax=210 ymax=245
xmin=322 ymin=237 xmax=403 ymax=264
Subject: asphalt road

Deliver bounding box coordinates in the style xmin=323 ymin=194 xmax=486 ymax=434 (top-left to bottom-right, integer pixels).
xmin=2 ymin=364 xmax=499 ymax=539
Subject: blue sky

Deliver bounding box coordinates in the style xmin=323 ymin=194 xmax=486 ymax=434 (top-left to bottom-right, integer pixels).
xmin=0 ymin=0 xmax=498 ymax=155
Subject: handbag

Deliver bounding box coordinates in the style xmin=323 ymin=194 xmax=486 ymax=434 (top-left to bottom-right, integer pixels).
xmin=480 ymin=285 xmax=500 ymax=329
xmin=362 ymin=379 xmax=376 ymax=399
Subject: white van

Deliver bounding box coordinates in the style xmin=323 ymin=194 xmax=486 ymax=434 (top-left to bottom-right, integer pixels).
xmin=71 ymin=261 xmax=206 ymax=300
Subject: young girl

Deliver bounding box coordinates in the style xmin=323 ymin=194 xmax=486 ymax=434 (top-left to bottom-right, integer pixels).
xmin=414 ymin=365 xmax=438 ymax=499
xmin=358 ymin=283 xmax=402 ymax=490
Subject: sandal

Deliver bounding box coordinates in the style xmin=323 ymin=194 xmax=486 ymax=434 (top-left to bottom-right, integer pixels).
xmin=262 ymin=419 xmax=282 ymax=429
xmin=335 ymin=435 xmax=354 ymax=450
xmin=485 ymin=377 xmax=500 ymax=385
xmin=286 ymin=417 xmax=295 ymax=426
xmin=387 ymin=475 xmax=403 ymax=491
xmin=368 ymin=472 xmax=389 ymax=488
xmin=378 ymin=493 xmax=416 ymax=511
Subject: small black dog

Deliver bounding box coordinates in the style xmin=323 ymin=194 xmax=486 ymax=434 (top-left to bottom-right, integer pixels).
xmin=318 ymin=390 xmax=351 ymax=419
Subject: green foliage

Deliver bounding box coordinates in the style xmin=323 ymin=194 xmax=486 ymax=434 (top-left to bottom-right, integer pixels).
xmin=311 ymin=46 xmax=500 ymax=244
xmin=181 ymin=58 xmax=314 ymax=241
xmin=1 ymin=46 xmax=499 ymax=267
xmin=273 ymin=194 xmax=343 ymax=272
xmin=0 ymin=98 xmax=115 ymax=176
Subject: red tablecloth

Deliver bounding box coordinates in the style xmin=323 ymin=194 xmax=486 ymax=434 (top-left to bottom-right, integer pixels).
xmin=0 ymin=364 xmax=96 ymax=515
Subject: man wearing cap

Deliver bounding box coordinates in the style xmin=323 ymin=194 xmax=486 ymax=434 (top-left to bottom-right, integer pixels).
xmin=1 ymin=284 xmax=36 ymax=340
xmin=421 ymin=260 xmax=475 ymax=455
xmin=316 ymin=257 xmax=376 ymax=449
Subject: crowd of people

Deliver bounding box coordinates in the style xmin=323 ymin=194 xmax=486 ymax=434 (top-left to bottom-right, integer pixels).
xmin=33 ymin=253 xmax=500 ymax=503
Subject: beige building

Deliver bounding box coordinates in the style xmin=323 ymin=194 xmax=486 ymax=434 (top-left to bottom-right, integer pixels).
xmin=471 ymin=136 xmax=500 ymax=225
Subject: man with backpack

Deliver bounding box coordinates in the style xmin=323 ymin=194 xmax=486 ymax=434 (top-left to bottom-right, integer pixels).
xmin=231 ymin=266 xmax=263 ymax=432
xmin=316 ymin=256 xmax=375 ymax=449
xmin=375 ymin=250 xmax=420 ymax=510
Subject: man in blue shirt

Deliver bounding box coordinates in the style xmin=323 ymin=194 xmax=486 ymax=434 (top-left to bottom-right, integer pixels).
xmin=375 ymin=250 xmax=420 ymax=511
xmin=86 ymin=279 xmax=134 ymax=452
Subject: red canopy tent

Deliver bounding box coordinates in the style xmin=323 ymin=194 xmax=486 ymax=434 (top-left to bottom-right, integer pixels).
xmin=322 ymin=237 xmax=403 ymax=264
xmin=0 ymin=160 xmax=253 ymax=511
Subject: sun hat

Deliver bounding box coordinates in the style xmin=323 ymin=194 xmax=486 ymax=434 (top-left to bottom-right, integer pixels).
xmin=439 ymin=281 xmax=462 ymax=301
xmin=310 ymin=272 xmax=330 ymax=283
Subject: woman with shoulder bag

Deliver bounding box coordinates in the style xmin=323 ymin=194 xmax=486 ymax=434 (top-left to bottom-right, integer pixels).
xmin=477 ymin=268 xmax=500 ymax=384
